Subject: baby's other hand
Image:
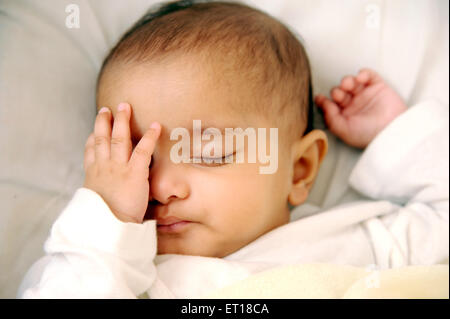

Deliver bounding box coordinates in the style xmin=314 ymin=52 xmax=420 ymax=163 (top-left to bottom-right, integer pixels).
xmin=83 ymin=103 xmax=161 ymax=224
xmin=315 ymin=68 xmax=407 ymax=148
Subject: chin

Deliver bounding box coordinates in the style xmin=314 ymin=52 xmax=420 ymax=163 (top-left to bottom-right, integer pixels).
xmin=157 ymin=241 xmax=235 ymax=258
xmin=157 ymin=241 xmax=203 ymax=256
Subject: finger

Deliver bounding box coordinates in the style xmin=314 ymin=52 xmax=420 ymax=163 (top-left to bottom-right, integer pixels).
xmin=321 ymin=97 xmax=350 ymax=138
xmin=331 ymin=87 xmax=352 ymax=108
xmin=340 ymin=76 xmax=356 ymax=92
xmin=129 ymin=122 xmax=161 ymax=173
xmin=84 ymin=132 xmax=95 ymax=171
xmin=341 ymin=75 xmax=364 ymax=96
xmin=94 ymin=107 xmax=112 ymax=162
xmin=314 ymin=94 xmax=327 ymax=108
xmin=356 ymin=68 xmax=383 ymax=86
xmin=111 ymin=102 xmax=132 ymax=163
xmin=320 ymin=97 xmax=340 ymax=119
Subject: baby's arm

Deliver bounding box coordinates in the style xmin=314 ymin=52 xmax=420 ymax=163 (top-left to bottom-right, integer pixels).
xmin=316 ymin=69 xmax=449 ymax=267
xmin=18 ymin=103 xmax=161 ymax=298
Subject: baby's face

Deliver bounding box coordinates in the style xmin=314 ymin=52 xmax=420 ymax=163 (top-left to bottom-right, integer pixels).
xmin=98 ymin=55 xmax=294 ymax=257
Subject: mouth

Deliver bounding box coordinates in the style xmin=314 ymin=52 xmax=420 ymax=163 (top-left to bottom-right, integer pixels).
xmin=157 ymin=220 xmax=193 ymax=233
xmin=145 ymin=201 xmax=194 ymax=233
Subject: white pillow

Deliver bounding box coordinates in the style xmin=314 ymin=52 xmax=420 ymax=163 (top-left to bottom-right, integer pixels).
xmin=1 ymin=0 xmax=447 ymax=298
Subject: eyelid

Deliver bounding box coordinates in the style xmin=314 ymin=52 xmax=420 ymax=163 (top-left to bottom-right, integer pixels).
xmin=193 ymin=151 xmax=235 ymax=160
xmin=191 ymin=152 xmax=235 ymax=166
xmin=200 ymin=153 xmax=234 ymax=160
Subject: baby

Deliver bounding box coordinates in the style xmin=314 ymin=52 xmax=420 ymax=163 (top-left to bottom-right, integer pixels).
xmin=18 ymin=0 xmax=448 ymax=298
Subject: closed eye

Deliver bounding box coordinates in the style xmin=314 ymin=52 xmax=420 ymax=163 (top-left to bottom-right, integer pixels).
xmin=192 ymin=153 xmax=235 ymax=166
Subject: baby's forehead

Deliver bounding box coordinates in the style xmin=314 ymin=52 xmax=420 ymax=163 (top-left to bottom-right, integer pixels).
xmin=102 ymin=57 xmax=268 ymax=114
xmin=101 ymin=48 xmax=267 ymax=99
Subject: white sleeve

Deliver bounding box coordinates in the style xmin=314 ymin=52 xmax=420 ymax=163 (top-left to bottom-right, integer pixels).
xmin=17 ymin=188 xmax=157 ymax=298
xmin=349 ymin=99 xmax=449 ymax=268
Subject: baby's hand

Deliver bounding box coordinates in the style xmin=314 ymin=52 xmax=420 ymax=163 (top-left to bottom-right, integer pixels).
xmin=83 ymin=103 xmax=161 ymax=224
xmin=315 ymin=68 xmax=407 ymax=148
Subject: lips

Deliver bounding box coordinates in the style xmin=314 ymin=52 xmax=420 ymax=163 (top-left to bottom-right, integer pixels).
xmin=145 ymin=202 xmax=193 ymax=233
xmin=156 ymin=216 xmax=188 ymax=226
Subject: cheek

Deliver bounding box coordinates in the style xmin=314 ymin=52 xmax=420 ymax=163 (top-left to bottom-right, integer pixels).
xmin=188 ymin=162 xmax=289 ymax=225
xmin=190 ymin=171 xmax=258 ymax=216
xmin=210 ymin=173 xmax=274 ymax=223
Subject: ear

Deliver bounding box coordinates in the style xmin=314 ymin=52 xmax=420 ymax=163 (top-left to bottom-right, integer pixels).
xmin=288 ymin=129 xmax=328 ymax=206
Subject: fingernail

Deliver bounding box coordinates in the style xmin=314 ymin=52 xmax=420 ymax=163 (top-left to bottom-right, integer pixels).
xmin=150 ymin=122 xmax=160 ymax=130
xmin=99 ymin=107 xmax=109 ymax=114
xmin=118 ymin=103 xmax=128 ymax=112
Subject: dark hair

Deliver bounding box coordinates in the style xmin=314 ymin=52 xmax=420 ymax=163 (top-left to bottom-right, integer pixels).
xmin=97 ymin=0 xmax=314 ymax=137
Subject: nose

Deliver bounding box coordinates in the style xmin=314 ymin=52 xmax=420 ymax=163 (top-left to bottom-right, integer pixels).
xmin=149 ymin=157 xmax=190 ymax=205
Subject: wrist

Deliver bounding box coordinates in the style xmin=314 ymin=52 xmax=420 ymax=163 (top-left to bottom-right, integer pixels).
xmin=369 ymin=105 xmax=408 ymax=146
xmin=115 ymin=213 xmax=143 ymax=224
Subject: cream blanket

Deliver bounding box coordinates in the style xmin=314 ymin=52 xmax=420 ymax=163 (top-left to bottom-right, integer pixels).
xmin=205 ymin=263 xmax=449 ymax=299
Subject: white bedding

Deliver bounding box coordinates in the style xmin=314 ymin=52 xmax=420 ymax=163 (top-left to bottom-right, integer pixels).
xmin=0 ymin=0 xmax=448 ymax=298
